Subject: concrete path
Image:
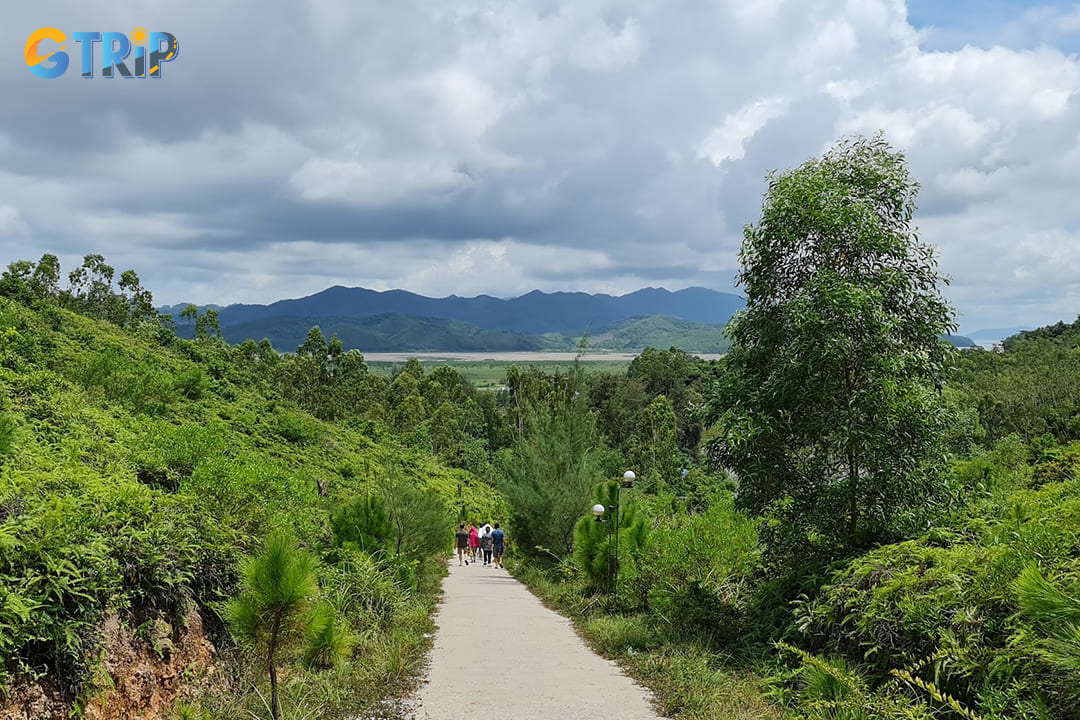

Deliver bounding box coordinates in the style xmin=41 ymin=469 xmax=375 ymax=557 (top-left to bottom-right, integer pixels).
xmin=414 ymin=561 xmax=665 ymax=720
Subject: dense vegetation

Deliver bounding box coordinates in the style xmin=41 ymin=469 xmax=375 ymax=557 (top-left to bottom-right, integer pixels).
xmin=0 ymin=256 xmax=505 ymax=718
xmin=2 ymin=133 xmax=1077 ymax=720
xmin=502 ymin=138 xmax=1080 ymax=720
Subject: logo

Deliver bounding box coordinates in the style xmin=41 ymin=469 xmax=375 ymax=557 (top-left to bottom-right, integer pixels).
xmin=26 ymin=27 xmax=179 ymax=79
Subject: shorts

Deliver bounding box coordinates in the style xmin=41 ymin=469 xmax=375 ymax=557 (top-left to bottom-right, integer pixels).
xmin=493 ymin=544 xmax=504 ymax=556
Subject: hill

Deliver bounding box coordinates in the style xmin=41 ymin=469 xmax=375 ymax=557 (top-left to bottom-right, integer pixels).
xmin=0 ymin=291 xmax=502 ymax=718
xmin=584 ymin=315 xmax=730 ymax=353
xmin=219 ymin=314 xmax=566 ymax=352
xmin=942 ymin=333 xmax=976 ymax=348
xmin=166 ymin=285 xmax=745 ymax=335
xmin=209 ymin=312 xmax=733 ymax=354
xmin=192 ymin=311 xmax=974 ymax=355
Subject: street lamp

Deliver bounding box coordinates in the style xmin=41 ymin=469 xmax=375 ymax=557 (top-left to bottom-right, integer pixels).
xmin=610 ymin=470 xmax=635 ymax=604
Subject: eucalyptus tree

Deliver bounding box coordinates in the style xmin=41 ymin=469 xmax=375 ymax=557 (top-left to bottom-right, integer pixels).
xmin=706 ymin=135 xmax=955 ymax=568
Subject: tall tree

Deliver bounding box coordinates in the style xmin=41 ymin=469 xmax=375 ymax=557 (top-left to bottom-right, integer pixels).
xmin=629 ymin=395 xmax=680 ymax=492
xmin=706 ymin=135 xmax=955 ymax=568
xmin=498 ymin=361 xmax=606 ymax=557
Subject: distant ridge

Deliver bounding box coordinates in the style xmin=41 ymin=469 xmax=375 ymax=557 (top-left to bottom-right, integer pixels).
xmin=164 ymin=285 xmax=745 ymax=335
xmin=165 ymin=287 xmax=981 ymax=353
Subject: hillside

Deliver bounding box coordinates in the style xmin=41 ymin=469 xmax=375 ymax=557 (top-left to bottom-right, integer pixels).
xmin=164 ymin=285 xmax=745 ymax=335
xmin=583 ymin=315 xmax=730 ymax=353
xmin=218 ymin=313 xmax=566 ymax=352
xmin=208 ymin=312 xmax=732 ymax=354
xmin=195 ymin=311 xmax=972 ymax=355
xmin=0 ymin=288 xmax=503 ymax=718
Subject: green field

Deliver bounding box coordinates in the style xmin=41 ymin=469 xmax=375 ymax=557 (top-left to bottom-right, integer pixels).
xmin=367 ymin=359 xmax=633 ymax=387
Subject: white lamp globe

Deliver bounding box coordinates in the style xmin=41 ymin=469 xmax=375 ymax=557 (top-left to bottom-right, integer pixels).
xmin=592 ymin=504 xmax=606 ymax=517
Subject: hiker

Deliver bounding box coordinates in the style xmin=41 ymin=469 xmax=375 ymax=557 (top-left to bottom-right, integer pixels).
xmin=468 ymin=523 xmax=480 ymax=563
xmin=480 ymin=525 xmax=494 ymax=566
xmin=455 ymin=523 xmax=470 ymax=566
xmin=491 ymin=523 xmax=506 ymax=568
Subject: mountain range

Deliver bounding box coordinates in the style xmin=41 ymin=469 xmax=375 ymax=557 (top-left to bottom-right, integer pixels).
xmin=162 ymin=285 xmax=744 ymax=335
xmin=164 ymin=286 xmax=974 ymax=353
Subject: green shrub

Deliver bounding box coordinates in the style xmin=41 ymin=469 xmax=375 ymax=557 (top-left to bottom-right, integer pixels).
xmin=572 ymin=480 xmax=647 ymax=592
xmin=330 ymin=494 xmax=393 ymax=556
xmin=172 ymin=367 xmax=209 ymax=400
xmin=272 ymin=410 xmax=324 ymax=445
xmin=302 ymin=602 xmax=355 ymax=669
xmin=635 ymin=492 xmax=758 ymax=645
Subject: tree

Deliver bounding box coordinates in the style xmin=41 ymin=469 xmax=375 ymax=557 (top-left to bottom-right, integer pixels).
xmin=118 ymin=269 xmax=156 ymax=327
xmin=0 ymin=261 xmax=35 ymax=303
xmin=706 ymin=135 xmax=955 ymax=569
xmin=628 ymin=395 xmax=680 ymax=492
xmin=226 ymin=531 xmax=319 ymax=720
xmin=297 ymin=326 xmax=327 ymax=358
xmin=29 ymin=253 xmax=61 ymax=300
xmin=498 ymin=361 xmax=607 ymax=557
xmin=376 ymin=463 xmax=452 ymax=566
xmin=66 ymin=254 xmax=122 ymax=321
xmin=194 ymin=308 xmax=223 ymax=341
xmin=429 ymin=401 xmax=463 ymax=456
xmin=572 ymin=480 xmax=647 ymax=591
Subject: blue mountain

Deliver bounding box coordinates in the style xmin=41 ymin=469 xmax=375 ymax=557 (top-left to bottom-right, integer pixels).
xmin=167 ymin=286 xmax=746 ymax=335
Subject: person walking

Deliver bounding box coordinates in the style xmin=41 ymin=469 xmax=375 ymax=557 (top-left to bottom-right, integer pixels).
xmin=491 ymin=523 xmax=506 ymax=568
xmin=468 ymin=523 xmax=480 ymax=563
xmin=454 ymin=523 xmax=470 ymax=566
xmin=480 ymin=526 xmax=494 ymax=566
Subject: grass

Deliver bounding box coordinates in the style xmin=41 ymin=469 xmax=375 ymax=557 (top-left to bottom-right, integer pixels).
xmin=366 ymin=359 xmax=633 ymax=387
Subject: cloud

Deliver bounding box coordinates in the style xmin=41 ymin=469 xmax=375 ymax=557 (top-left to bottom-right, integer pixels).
xmin=1 ymin=0 xmax=1079 ymax=332
xmin=0 ymin=204 xmax=27 ymax=237
xmin=699 ymin=99 xmax=789 ymax=166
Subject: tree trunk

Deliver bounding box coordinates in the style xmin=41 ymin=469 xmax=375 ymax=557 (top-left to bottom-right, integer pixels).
xmin=268 ymin=612 xmax=282 ymax=720
xmin=844 ymin=359 xmax=859 ymax=543
xmin=848 ymin=449 xmax=859 ymax=542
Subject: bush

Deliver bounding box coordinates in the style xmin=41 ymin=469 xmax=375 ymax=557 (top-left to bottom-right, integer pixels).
xmin=330 ymin=494 xmax=393 ymax=556
xmin=272 ymin=410 xmax=324 ymax=445
xmin=173 ymin=367 xmax=209 ymax=400
xmin=635 ymin=492 xmax=758 ymax=645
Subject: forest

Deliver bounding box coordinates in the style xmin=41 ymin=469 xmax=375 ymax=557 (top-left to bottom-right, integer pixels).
xmin=1 ymin=136 xmax=1078 ymax=720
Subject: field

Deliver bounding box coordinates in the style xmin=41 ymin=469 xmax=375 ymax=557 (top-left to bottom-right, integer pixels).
xmin=366 ymin=356 xmax=635 ymax=387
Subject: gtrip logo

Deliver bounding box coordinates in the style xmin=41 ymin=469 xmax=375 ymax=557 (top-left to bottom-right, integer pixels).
xmin=25 ymin=27 xmax=179 ymax=79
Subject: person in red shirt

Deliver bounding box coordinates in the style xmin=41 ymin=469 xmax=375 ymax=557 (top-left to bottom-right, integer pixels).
xmin=467 ymin=523 xmax=480 ymax=563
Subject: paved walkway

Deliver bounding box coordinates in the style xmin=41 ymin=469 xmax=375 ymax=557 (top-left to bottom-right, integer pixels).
xmin=414 ymin=561 xmax=665 ymax=720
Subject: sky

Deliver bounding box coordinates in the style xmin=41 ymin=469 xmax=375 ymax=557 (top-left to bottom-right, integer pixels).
xmin=3 ymin=1 xmax=1080 ymax=334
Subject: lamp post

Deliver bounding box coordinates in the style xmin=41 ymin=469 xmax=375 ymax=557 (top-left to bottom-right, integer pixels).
xmin=592 ymin=470 xmax=635 ymax=605
xmin=592 ymin=502 xmax=614 ymax=591
xmin=613 ymin=470 xmax=634 ymax=605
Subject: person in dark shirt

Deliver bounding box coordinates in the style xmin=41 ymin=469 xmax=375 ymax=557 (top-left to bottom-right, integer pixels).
xmin=491 ymin=523 xmax=506 ymax=568
xmin=454 ymin=524 xmax=470 ymax=566
xmin=480 ymin=527 xmax=494 ymax=566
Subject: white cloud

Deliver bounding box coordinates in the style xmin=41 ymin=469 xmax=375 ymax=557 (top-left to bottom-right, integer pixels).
xmin=698 ymin=99 xmax=789 ymax=166
xmin=290 ymin=157 xmax=473 ymax=206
